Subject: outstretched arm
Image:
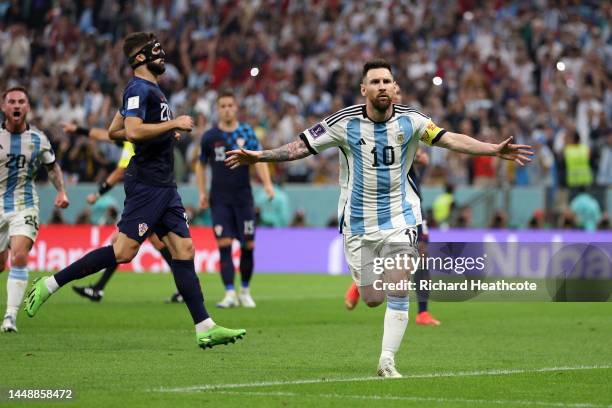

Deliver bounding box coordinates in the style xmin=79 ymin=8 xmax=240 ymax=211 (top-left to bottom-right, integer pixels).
xmin=225 ymin=139 xmax=311 ymax=169
xmin=436 ymin=132 xmax=534 ymax=166
xmin=45 ymin=162 xmax=69 ymax=208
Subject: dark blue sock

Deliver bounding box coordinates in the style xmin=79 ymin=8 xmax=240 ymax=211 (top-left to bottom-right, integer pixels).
xmin=240 ymin=247 xmax=254 ymax=288
xmin=170 ymin=259 xmax=209 ymax=324
xmin=219 ymin=246 xmax=234 ymax=290
xmin=158 ymin=246 xmax=172 ymax=267
xmin=54 ymin=246 xmax=117 ymax=287
xmin=415 ymin=268 xmax=430 ymax=313
xmin=92 ymin=264 xmax=117 ymax=291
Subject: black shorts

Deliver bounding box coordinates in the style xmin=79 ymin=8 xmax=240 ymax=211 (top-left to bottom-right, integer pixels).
xmin=117 ymin=180 xmax=190 ymax=244
xmin=210 ymin=202 xmax=255 ymax=243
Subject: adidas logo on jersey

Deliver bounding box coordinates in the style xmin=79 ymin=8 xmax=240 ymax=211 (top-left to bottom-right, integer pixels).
xmin=356 ymin=138 xmax=366 ymax=145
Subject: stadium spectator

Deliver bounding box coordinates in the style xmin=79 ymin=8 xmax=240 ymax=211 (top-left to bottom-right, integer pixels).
xmin=254 ymin=182 xmax=291 ymax=227
xmin=432 ymin=184 xmax=455 ymax=228
xmin=490 ymin=210 xmax=508 ymax=229
xmin=527 ymin=209 xmax=546 ymax=230
xmin=570 ymin=188 xmax=602 ymax=232
xmin=290 ymin=209 xmax=307 ymax=227
xmin=596 ymin=132 xmax=612 ymax=186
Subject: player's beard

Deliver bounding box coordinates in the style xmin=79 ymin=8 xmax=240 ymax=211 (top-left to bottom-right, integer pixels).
xmin=147 ymin=61 xmax=166 ymax=76
xmin=371 ymin=94 xmax=391 ymax=112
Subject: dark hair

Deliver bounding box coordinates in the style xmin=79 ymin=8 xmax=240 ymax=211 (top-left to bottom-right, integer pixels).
xmin=362 ymin=59 xmax=393 ymax=80
xmin=217 ymin=89 xmax=236 ymax=102
xmin=2 ymin=86 xmax=29 ymax=101
xmin=123 ymin=32 xmax=156 ymax=58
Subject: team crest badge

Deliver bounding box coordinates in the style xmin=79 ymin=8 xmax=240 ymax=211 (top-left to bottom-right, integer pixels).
xmin=396 ymin=132 xmax=405 ymax=144
xmin=214 ymin=225 xmax=223 ymax=236
xmin=138 ymin=223 xmax=148 ymax=237
xmin=236 ymin=137 xmax=245 ymax=148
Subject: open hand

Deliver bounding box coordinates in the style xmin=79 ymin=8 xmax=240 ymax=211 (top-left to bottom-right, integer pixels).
xmin=225 ymin=149 xmax=261 ymax=169
xmin=495 ymin=137 xmax=534 ymax=166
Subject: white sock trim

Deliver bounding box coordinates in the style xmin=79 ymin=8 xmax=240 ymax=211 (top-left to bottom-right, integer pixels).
xmin=195 ymin=317 xmax=215 ymax=333
xmin=45 ymin=276 xmax=60 ymax=294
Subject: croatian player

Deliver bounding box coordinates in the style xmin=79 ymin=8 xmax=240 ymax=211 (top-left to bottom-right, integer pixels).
xmin=61 ymin=123 xmax=176 ymax=302
xmin=24 ymin=32 xmax=245 ymax=349
xmin=0 ymin=86 xmax=69 ymax=332
xmin=226 ymin=59 xmax=533 ymax=376
xmin=196 ymin=90 xmax=274 ymax=308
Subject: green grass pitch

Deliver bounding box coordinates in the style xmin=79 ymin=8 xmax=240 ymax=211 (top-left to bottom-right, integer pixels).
xmin=1 ymin=272 xmax=611 ymax=407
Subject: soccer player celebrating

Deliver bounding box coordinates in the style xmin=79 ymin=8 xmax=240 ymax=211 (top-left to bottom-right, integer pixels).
xmin=0 ymin=86 xmax=69 ymax=332
xmin=24 ymin=32 xmax=245 ymax=349
xmin=226 ymin=59 xmax=532 ymax=376
xmin=196 ymin=91 xmax=274 ymax=308
xmin=345 ymin=85 xmax=440 ymax=326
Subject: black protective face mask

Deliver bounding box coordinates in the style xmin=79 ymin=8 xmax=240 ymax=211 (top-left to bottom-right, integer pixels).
xmin=128 ymin=40 xmax=166 ymax=72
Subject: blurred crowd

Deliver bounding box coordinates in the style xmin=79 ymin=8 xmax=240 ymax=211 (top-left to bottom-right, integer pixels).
xmin=1 ymin=1 xmax=610 ymax=194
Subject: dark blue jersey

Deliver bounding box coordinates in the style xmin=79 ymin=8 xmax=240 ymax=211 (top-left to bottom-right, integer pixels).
xmin=200 ymin=123 xmax=261 ymax=204
xmin=120 ymin=77 xmax=175 ymax=187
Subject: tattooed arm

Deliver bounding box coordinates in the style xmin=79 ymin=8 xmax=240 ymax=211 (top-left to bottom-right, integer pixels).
xmin=45 ymin=162 xmax=70 ymax=208
xmin=225 ymin=139 xmax=311 ymax=169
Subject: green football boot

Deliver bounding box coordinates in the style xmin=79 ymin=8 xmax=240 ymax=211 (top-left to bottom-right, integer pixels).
xmin=24 ymin=277 xmax=51 ymax=317
xmin=197 ymin=325 xmax=246 ymax=349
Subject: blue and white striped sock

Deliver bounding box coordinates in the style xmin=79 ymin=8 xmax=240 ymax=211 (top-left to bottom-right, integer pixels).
xmin=6 ymin=267 xmax=28 ymax=317
xmin=381 ymin=295 xmax=409 ymax=361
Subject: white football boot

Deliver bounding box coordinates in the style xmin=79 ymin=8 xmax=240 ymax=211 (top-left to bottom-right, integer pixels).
xmin=238 ymin=289 xmax=256 ymax=308
xmin=377 ymin=357 xmax=402 ymax=378
xmin=216 ymin=291 xmax=239 ymax=308
xmin=1 ymin=314 xmax=17 ymax=333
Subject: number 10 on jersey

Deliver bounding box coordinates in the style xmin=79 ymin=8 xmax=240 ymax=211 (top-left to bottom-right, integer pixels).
xmin=370 ymin=146 xmax=395 ymax=167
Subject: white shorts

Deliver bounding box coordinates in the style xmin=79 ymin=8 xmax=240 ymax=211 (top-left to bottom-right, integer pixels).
xmin=0 ymin=208 xmax=40 ymax=251
xmin=344 ymin=227 xmax=419 ymax=287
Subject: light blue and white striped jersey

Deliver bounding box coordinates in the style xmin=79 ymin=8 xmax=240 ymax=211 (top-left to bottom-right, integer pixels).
xmin=0 ymin=124 xmax=55 ymax=213
xmin=300 ymin=104 xmax=446 ymax=236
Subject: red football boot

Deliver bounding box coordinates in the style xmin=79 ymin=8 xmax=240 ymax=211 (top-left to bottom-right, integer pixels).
xmin=416 ymin=311 xmax=441 ymax=326
xmin=344 ymin=282 xmax=360 ymax=310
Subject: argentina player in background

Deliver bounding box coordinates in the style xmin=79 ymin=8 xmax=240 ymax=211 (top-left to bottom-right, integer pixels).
xmin=0 ymin=86 xmax=69 ymax=333
xmin=25 ymin=32 xmax=246 ymax=349
xmin=226 ymin=59 xmax=533 ymax=377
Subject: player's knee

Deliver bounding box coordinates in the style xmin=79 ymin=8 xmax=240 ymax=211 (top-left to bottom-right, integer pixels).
xmin=174 ymin=240 xmax=195 ymax=260
xmin=182 ymin=242 xmax=195 ymax=259
xmin=112 ymin=244 xmax=138 ymax=264
xmin=10 ymin=250 xmax=29 ymax=268
xmin=361 ymin=289 xmax=384 ymax=307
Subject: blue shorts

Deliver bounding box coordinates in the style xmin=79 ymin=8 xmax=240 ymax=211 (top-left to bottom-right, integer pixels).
xmin=210 ymin=202 xmax=255 ymax=244
xmin=117 ymin=180 xmax=190 ymax=244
